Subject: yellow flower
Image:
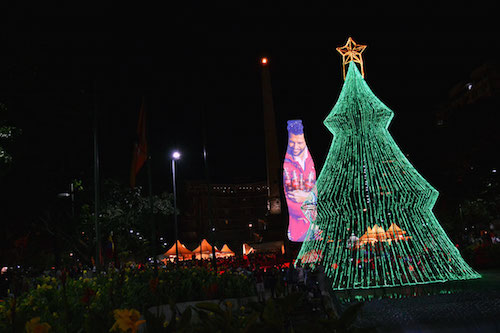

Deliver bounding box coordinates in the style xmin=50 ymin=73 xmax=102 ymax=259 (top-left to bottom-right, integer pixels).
xmin=109 ymin=309 xmax=146 ymax=333
xmin=25 ymin=317 xmax=51 ymax=333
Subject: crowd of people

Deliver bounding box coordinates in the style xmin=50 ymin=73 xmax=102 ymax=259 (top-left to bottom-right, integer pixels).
xmin=1 ymin=251 xmax=332 ymax=307
xmin=164 ymin=252 xmax=332 ymax=305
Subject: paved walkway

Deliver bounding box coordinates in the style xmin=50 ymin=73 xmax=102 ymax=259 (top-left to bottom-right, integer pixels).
xmin=347 ymin=270 xmax=500 ymax=332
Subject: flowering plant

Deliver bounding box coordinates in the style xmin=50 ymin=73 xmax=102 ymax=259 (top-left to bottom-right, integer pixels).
xmin=0 ymin=266 xmax=254 ymax=332
xmin=109 ymin=309 xmax=145 ymax=333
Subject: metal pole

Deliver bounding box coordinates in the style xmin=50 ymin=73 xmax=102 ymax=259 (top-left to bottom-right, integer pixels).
xmin=148 ymin=155 xmax=157 ymax=274
xmin=70 ymin=183 xmax=75 ymax=218
xmin=172 ymin=159 xmax=179 ymax=262
xmin=202 ymin=108 xmax=217 ymax=270
xmin=93 ymin=82 xmax=101 ymax=271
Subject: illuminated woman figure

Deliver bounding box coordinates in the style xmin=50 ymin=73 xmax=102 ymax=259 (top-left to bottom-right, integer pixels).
xmin=283 ymin=120 xmax=316 ymax=242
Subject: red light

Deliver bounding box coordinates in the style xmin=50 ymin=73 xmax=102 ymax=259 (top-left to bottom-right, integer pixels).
xmin=261 ymin=57 xmax=268 ymax=65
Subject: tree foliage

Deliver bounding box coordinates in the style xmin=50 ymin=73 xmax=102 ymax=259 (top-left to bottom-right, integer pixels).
xmin=79 ymin=179 xmax=176 ymax=262
xmin=0 ymin=102 xmax=20 ymax=164
xmin=38 ymin=179 xmax=175 ymax=267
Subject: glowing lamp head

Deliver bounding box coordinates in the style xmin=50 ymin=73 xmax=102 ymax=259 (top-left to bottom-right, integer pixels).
xmin=172 ymin=151 xmax=181 ymax=160
xmin=261 ymin=57 xmax=268 ymax=65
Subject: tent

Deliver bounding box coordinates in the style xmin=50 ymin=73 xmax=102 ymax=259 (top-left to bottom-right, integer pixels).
xmin=370 ymin=224 xmax=388 ymax=241
xmin=162 ymin=240 xmax=193 ymax=261
xmin=242 ymin=243 xmax=254 ymax=256
xmin=357 ymin=223 xmax=410 ymax=247
xmin=358 ymin=226 xmax=377 ymax=246
xmin=386 ymin=223 xmax=407 ymax=240
xmin=192 ymin=239 xmax=217 ymax=260
xmin=216 ymin=244 xmax=235 ymax=258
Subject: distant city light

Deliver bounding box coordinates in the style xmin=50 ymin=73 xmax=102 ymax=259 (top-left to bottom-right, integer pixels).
xmin=129 ymin=229 xmax=134 ymax=233
xmin=212 ymin=227 xmax=216 ymax=232
xmin=248 ymin=223 xmax=253 ymax=228
xmin=172 ymin=151 xmax=181 ymax=160
xmin=493 ymin=169 xmax=497 ymax=173
xmin=466 ymin=83 xmax=473 ymax=90
xmin=261 ymin=57 xmax=268 ymax=65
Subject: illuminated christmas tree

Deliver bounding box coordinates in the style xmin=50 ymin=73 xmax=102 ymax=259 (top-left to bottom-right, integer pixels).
xmin=296 ymin=38 xmax=480 ymax=289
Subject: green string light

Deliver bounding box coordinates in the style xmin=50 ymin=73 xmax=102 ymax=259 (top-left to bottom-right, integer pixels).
xmin=296 ymin=62 xmax=480 ymax=290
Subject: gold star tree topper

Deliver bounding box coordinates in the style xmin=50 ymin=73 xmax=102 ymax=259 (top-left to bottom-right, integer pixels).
xmin=336 ymin=37 xmax=367 ymax=80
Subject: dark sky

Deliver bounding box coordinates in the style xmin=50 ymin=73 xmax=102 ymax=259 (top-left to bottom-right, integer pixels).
xmin=1 ymin=5 xmax=499 ymax=231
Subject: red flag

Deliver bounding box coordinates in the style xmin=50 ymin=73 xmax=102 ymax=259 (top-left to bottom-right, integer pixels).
xmin=130 ymin=98 xmax=148 ymax=187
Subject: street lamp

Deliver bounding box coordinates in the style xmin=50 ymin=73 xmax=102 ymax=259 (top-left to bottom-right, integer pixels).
xmin=57 ymin=183 xmax=75 ymax=217
xmin=172 ymin=151 xmax=181 ymax=261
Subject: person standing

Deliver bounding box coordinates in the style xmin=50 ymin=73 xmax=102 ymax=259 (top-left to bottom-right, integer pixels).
xmin=254 ymin=268 xmax=265 ymax=302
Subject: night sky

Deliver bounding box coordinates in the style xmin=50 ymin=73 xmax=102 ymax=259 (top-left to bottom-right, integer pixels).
xmin=1 ymin=5 xmax=499 ymax=234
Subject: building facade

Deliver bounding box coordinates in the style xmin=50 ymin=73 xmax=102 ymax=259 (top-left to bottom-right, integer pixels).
xmin=180 ymin=181 xmax=283 ymax=245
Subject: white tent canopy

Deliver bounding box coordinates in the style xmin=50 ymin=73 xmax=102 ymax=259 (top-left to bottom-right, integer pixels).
xmin=161 ymin=240 xmax=193 ymax=261
xmin=216 ymin=244 xmax=235 ymax=258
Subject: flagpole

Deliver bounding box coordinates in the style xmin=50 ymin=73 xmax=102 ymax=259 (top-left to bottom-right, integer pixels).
xmin=143 ymin=97 xmax=158 ymax=275
xmin=202 ymin=107 xmax=217 ymax=271
xmin=93 ymin=80 xmax=101 ymax=271
xmin=148 ymin=154 xmax=157 ymax=274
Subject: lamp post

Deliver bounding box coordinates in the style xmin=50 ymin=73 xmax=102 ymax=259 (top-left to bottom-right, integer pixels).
xmin=172 ymin=151 xmax=181 ymax=262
